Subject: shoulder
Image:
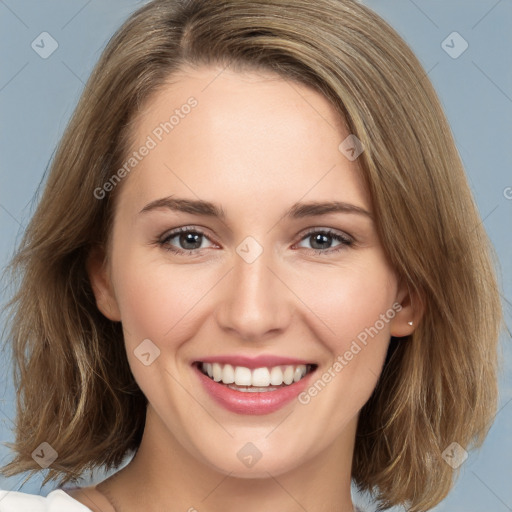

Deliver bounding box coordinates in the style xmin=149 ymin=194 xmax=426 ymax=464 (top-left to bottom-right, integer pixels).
xmin=61 ymin=485 xmax=116 ymax=512
xmin=0 ymin=489 xmax=93 ymax=511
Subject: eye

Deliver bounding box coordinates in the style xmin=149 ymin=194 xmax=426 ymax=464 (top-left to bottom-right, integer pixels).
xmin=295 ymin=228 xmax=354 ymax=254
xmin=158 ymin=227 xmax=215 ymax=256
xmin=157 ymin=226 xmax=354 ymax=257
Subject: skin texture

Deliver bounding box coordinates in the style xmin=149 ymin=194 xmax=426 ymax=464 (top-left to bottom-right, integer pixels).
xmin=83 ymin=65 xmax=417 ymax=512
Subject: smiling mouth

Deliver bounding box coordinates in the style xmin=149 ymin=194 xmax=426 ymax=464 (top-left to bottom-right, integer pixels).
xmin=194 ymin=361 xmax=318 ymax=392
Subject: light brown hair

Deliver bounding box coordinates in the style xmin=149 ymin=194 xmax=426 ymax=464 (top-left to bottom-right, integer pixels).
xmin=1 ymin=1 xmax=503 ymax=510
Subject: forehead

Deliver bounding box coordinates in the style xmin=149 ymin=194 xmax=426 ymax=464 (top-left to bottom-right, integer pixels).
xmin=117 ymin=65 xmax=370 ymax=217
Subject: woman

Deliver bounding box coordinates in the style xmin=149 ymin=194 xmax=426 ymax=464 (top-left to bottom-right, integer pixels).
xmin=0 ymin=0 xmax=503 ymax=511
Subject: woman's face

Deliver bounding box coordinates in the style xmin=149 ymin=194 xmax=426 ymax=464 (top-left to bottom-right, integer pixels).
xmin=91 ymin=65 xmax=413 ymax=478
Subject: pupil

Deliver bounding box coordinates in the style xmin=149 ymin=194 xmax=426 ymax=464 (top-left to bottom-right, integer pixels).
xmin=181 ymin=232 xmax=201 ymax=250
xmin=311 ymin=233 xmax=331 ymax=250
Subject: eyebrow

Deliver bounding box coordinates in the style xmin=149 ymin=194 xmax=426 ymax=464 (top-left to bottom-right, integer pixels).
xmin=139 ymin=196 xmax=373 ymax=220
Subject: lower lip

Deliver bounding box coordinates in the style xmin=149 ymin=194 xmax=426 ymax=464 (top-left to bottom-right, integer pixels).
xmin=193 ymin=363 xmax=316 ymax=415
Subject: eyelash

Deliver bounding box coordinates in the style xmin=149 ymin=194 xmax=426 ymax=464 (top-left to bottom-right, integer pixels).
xmin=157 ymin=226 xmax=354 ymax=257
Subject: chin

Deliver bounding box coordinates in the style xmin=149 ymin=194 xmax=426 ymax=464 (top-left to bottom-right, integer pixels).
xmin=198 ymin=445 xmax=306 ymax=479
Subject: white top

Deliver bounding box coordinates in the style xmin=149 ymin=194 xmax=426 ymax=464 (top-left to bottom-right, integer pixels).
xmin=0 ymin=489 xmax=92 ymax=511
xmin=0 ymin=489 xmax=366 ymax=511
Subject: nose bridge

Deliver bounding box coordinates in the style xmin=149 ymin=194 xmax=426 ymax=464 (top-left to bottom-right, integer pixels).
xmin=216 ymin=236 xmax=291 ymax=340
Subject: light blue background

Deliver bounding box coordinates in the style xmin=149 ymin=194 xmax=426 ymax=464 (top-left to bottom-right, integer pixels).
xmin=0 ymin=1 xmax=510 ymax=511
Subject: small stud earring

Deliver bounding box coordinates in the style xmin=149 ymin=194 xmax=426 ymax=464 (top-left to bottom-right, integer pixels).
xmin=407 ymin=321 xmax=413 ymax=326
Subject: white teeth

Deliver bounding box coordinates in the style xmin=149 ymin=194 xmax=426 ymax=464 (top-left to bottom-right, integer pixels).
xmin=252 ymin=367 xmax=270 ymax=387
xmin=200 ymin=362 xmax=312 ymax=387
xmin=212 ymin=363 xmax=222 ymax=382
xmin=234 ymin=366 xmax=252 ymax=386
xmin=270 ymin=366 xmax=284 ymax=385
xmin=283 ymin=366 xmax=294 ymax=385
xmin=293 ymin=366 xmax=304 ymax=382
xmin=222 ymin=364 xmax=235 ymax=384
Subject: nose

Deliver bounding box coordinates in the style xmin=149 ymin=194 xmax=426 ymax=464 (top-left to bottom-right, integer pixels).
xmin=215 ymin=244 xmax=294 ymax=342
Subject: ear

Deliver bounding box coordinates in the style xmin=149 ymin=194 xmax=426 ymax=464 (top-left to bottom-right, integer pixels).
xmin=389 ymin=279 xmax=424 ymax=338
xmin=86 ymin=245 xmax=121 ymax=322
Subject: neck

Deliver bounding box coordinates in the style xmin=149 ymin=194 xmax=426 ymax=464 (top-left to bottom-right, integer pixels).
xmin=102 ymin=405 xmax=357 ymax=512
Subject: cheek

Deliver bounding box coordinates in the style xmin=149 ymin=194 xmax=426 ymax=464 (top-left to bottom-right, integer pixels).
xmin=110 ymin=249 xmax=219 ymax=349
xmin=109 ymin=252 xmax=213 ymax=403
xmin=293 ymin=256 xmax=397 ymax=351
xmin=290 ymin=256 xmax=397 ymax=415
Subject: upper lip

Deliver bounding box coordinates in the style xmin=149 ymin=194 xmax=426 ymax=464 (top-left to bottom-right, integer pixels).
xmin=194 ymin=354 xmax=316 ymax=369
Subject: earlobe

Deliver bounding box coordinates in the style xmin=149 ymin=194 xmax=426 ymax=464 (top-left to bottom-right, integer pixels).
xmin=86 ymin=245 xmax=121 ymax=322
xmin=390 ymin=281 xmax=424 ymax=338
